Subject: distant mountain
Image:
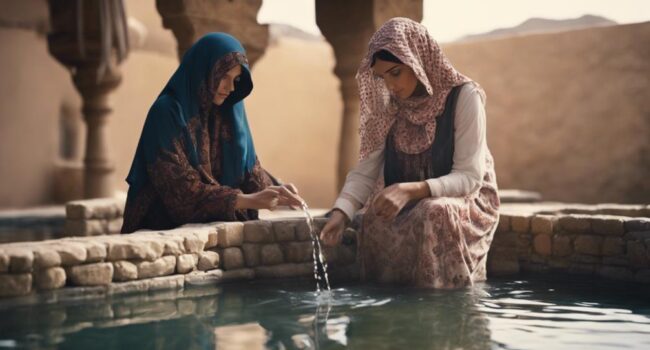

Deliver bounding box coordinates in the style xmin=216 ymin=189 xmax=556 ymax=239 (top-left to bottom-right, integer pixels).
xmin=269 ymin=23 xmax=323 ymax=43
xmin=458 ymin=14 xmax=617 ymax=42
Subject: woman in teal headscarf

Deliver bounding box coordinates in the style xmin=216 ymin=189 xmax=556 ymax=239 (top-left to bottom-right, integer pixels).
xmin=121 ymin=33 xmax=302 ymax=233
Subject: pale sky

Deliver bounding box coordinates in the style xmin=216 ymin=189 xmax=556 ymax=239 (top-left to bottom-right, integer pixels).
xmin=258 ymin=0 xmax=650 ymax=42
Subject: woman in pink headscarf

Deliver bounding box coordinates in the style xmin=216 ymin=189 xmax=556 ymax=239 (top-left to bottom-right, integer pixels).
xmin=320 ymin=18 xmax=500 ymax=289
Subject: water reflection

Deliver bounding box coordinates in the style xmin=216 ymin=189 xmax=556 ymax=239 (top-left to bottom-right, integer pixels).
xmin=0 ymin=276 xmax=649 ymax=349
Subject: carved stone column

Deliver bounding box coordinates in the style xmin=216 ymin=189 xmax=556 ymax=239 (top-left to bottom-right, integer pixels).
xmin=316 ymin=0 xmax=423 ymax=189
xmin=47 ymin=0 xmax=129 ymax=198
xmin=156 ymin=0 xmax=268 ymax=66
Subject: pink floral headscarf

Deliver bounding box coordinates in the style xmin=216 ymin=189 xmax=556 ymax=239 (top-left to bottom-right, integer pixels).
xmin=357 ymin=17 xmax=484 ymax=159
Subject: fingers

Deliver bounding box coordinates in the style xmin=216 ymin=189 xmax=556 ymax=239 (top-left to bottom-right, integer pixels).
xmin=284 ymin=183 xmax=299 ymax=195
xmin=320 ymin=223 xmax=341 ymax=246
xmin=373 ymin=195 xmax=399 ymax=221
xmin=273 ymin=185 xmax=304 ymax=207
xmin=260 ymin=188 xmax=280 ymax=211
xmin=320 ymin=215 xmax=347 ymax=246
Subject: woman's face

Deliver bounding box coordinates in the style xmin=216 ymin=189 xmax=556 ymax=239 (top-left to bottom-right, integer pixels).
xmin=213 ymin=64 xmax=242 ymax=106
xmin=372 ymin=58 xmax=420 ymax=100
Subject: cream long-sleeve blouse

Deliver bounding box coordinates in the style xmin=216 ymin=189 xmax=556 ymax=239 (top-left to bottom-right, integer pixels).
xmin=333 ymin=84 xmax=488 ymax=220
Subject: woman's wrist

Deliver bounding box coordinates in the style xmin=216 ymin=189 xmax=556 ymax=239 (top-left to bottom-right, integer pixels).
xmin=331 ymin=208 xmax=350 ymax=225
xmin=401 ymin=181 xmax=431 ymax=201
xmin=235 ymin=193 xmax=250 ymax=210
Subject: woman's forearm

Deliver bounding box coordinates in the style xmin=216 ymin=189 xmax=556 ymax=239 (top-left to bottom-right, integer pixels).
xmin=401 ymin=181 xmax=431 ymax=201
xmin=235 ymin=193 xmax=250 ymax=210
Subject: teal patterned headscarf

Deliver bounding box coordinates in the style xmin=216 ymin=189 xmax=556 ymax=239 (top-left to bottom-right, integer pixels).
xmin=126 ymin=33 xmax=257 ymax=194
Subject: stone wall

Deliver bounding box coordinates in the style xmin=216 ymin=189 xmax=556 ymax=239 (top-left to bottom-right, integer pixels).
xmin=64 ymin=197 xmax=125 ymax=236
xmin=0 ymin=217 xmax=357 ymax=300
xmin=488 ymin=203 xmax=650 ymax=283
xmin=2 ymin=201 xmax=650 ymax=302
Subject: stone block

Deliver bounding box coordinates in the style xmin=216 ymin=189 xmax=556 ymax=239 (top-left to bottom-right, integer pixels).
xmin=0 ymin=273 xmax=32 ymax=297
xmin=487 ymin=255 xmax=519 ymax=275
xmin=107 ymin=279 xmax=150 ymax=295
xmin=33 ymin=249 xmax=61 ymax=269
xmin=573 ymin=235 xmax=602 ymax=255
xmin=183 ymin=235 xmax=205 ymax=254
xmin=295 ymin=220 xmax=314 ymax=241
xmin=557 ymin=215 xmax=591 ymax=234
xmin=496 ymin=215 xmax=511 ymax=233
xmin=602 ymin=237 xmax=624 ymax=256
xmin=590 ymin=216 xmax=625 ymax=236
xmin=260 ymin=244 xmax=284 ymax=265
xmin=68 ymin=262 xmax=114 ymax=286
xmin=552 ymin=235 xmax=572 ymax=257
xmin=64 ymin=219 xmax=108 ymax=236
xmin=162 ymin=236 xmax=186 ymax=256
xmin=627 ymin=241 xmax=648 ymax=268
xmin=241 ymin=243 xmax=261 ymax=267
xmin=272 ymin=222 xmax=296 ymax=242
xmin=136 ymin=256 xmax=176 ymax=279
xmin=176 ymin=254 xmax=196 ymax=274
xmin=533 ymin=234 xmax=552 ymax=256
xmin=148 ymin=275 xmax=184 ymax=292
xmin=492 ymin=231 xmax=518 ymax=248
xmin=627 ymin=231 xmax=650 ymax=240
xmin=83 ymin=241 xmax=107 ymax=262
xmin=180 ymin=225 xmax=218 ymax=249
xmin=221 ymin=247 xmax=244 ymax=270
xmin=222 ymin=268 xmax=255 ymax=282
xmin=243 ymin=221 xmax=274 ymax=243
xmin=625 ymin=219 xmax=650 ymax=232
xmin=335 ymin=244 xmax=357 ymax=265
xmin=217 ymin=222 xmax=244 ymax=247
xmin=66 ymin=198 xmax=121 ymax=219
xmin=35 ymin=267 xmax=66 ymax=290
xmin=51 ymin=243 xmax=88 ymax=266
xmin=198 ymin=251 xmax=220 ymax=271
xmin=283 ymin=242 xmax=313 ymax=263
xmin=530 ymin=215 xmax=556 ymax=235
xmin=511 ymin=215 xmax=531 ymax=234
xmin=184 ymin=269 xmax=224 ymax=286
xmin=108 ymin=218 xmax=124 ymax=233
xmin=113 ymin=261 xmax=138 ymax=281
xmin=107 ymin=240 xmax=161 ymax=261
xmin=7 ymin=248 xmax=33 ymax=273
xmin=516 ymin=234 xmax=532 ymax=258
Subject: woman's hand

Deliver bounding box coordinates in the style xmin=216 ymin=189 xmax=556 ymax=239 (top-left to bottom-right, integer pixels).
xmin=372 ymin=182 xmax=430 ymax=221
xmin=269 ymin=183 xmax=304 ymax=209
xmin=236 ymin=188 xmax=280 ymax=210
xmin=320 ymin=209 xmax=349 ymax=246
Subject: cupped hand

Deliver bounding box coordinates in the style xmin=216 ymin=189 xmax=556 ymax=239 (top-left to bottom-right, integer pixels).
xmin=320 ymin=209 xmax=348 ymax=246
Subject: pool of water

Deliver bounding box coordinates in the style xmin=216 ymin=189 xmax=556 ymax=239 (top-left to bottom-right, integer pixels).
xmin=1 ymin=274 xmax=649 ymax=349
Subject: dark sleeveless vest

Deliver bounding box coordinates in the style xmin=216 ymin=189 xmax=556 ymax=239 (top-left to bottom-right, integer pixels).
xmin=384 ymin=84 xmax=465 ymax=187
